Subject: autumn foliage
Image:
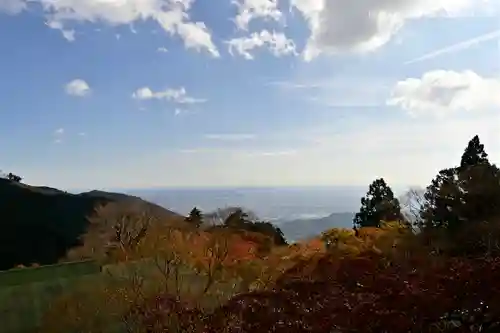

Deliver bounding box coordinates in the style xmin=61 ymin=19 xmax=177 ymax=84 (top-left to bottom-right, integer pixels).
xmin=128 ymin=247 xmax=500 ymax=333
xmin=38 ymin=135 xmax=500 ymax=333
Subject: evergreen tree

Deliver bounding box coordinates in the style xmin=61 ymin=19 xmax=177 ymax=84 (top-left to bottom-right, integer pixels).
xmin=185 ymin=207 xmax=203 ymax=228
xmin=459 ymin=163 xmax=500 ymax=223
xmin=420 ymin=168 xmax=462 ymax=230
xmin=420 ymin=135 xmax=500 ymax=232
xmin=460 ymin=135 xmax=489 ymax=169
xmin=353 ymin=178 xmax=402 ymax=228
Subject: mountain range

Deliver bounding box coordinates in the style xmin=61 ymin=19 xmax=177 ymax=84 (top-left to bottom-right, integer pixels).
xmin=1 ymin=178 xmax=361 ymax=270
xmin=278 ymin=212 xmax=355 ymax=242
xmin=0 ymin=178 xmax=180 ymax=270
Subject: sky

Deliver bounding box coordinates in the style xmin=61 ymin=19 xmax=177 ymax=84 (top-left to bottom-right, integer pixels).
xmin=0 ymin=0 xmax=499 ymax=191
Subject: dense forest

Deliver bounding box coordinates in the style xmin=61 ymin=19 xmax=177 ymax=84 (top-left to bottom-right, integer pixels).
xmin=3 ymin=134 xmax=500 ymax=333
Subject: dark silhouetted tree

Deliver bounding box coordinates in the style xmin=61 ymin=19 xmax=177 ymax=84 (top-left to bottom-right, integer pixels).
xmin=421 ymin=135 xmax=500 ymax=235
xmin=204 ymin=207 xmax=258 ymax=226
xmin=185 ymin=207 xmax=203 ymax=228
xmin=460 ymin=135 xmax=489 ymax=169
xmin=458 ymin=135 xmax=500 ymax=223
xmin=243 ymin=221 xmax=288 ymax=246
xmin=353 ymin=178 xmax=402 ymax=228
xmin=7 ymin=172 xmax=22 ymax=182
xmin=420 ymin=168 xmax=462 ymax=231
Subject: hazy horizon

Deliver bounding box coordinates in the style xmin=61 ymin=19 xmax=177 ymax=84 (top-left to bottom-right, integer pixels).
xmin=68 ymin=184 xmax=414 ymax=194
xmin=119 ymin=185 xmax=411 ymax=220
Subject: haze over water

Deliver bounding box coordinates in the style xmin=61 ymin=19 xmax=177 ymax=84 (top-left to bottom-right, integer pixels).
xmin=126 ymin=186 xmax=407 ymax=221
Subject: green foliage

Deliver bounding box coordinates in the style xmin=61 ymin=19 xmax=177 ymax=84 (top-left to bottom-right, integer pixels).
xmin=214 ymin=209 xmax=287 ymax=246
xmin=0 ymin=266 xmax=102 ymax=333
xmin=420 ymin=135 xmax=500 ymax=235
xmin=0 ymin=260 xmax=100 ymax=288
xmin=353 ymin=178 xmax=402 ymax=228
xmin=420 ymin=167 xmax=461 ymax=230
xmin=243 ymin=221 xmax=287 ymax=246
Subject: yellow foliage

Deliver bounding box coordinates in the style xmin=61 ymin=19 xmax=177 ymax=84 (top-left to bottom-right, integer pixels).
xmin=320 ymin=221 xmax=412 ymax=256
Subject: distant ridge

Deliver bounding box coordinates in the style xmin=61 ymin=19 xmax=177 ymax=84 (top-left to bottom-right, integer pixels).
xmin=0 ymin=178 xmax=182 ymax=270
xmin=278 ymin=212 xmax=355 ymax=242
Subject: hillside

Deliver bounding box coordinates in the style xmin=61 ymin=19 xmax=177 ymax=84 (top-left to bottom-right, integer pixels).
xmin=0 ymin=178 xmax=182 ymax=270
xmin=279 ymin=212 xmax=355 ymax=241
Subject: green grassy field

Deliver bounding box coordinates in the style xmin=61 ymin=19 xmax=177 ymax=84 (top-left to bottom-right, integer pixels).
xmin=0 ymin=261 xmax=102 ymax=333
xmin=0 ymin=259 xmax=243 ymax=333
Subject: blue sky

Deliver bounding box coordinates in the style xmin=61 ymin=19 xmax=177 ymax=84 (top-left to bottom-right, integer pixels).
xmin=0 ymin=0 xmax=499 ymax=190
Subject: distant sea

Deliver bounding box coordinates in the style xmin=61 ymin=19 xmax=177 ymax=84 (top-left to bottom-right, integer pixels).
xmin=123 ymin=186 xmax=372 ymax=222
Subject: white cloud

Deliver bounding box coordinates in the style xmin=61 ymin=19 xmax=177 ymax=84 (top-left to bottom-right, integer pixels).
xmin=0 ymin=0 xmax=26 ymax=14
xmin=65 ymin=79 xmax=91 ymax=97
xmin=157 ymin=47 xmax=169 ymax=53
xmin=172 ymin=20 xmax=219 ymax=57
xmin=232 ymin=0 xmax=283 ymax=30
xmin=387 ymin=70 xmax=500 ymax=117
xmin=291 ymin=0 xmax=498 ymax=60
xmin=134 ymin=87 xmax=154 ymax=99
xmin=9 ymin=0 xmax=218 ymax=56
xmin=53 ymin=128 xmax=64 ymax=143
xmin=132 ymin=87 xmax=206 ymax=104
xmin=205 ymin=134 xmax=256 ymax=140
xmin=227 ymin=30 xmax=297 ymax=59
xmin=45 ymin=21 xmax=76 ymax=42
xmin=404 ymin=29 xmax=500 ymax=64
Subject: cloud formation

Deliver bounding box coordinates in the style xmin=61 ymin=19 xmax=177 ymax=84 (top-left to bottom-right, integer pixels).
xmin=387 ymin=70 xmax=500 ymax=117
xmin=53 ymin=128 xmax=64 ymax=143
xmin=54 ymin=128 xmax=64 ymax=135
xmin=227 ymin=30 xmax=296 ymax=59
xmin=133 ymin=87 xmax=206 ymax=104
xmin=65 ymin=79 xmax=91 ymax=97
xmin=45 ymin=20 xmax=76 ymax=42
xmin=3 ymin=0 xmax=219 ymax=56
xmin=232 ymin=0 xmax=283 ymax=30
xmin=291 ymin=0 xmax=497 ymax=60
xmin=0 ymin=0 xmax=26 ymax=14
